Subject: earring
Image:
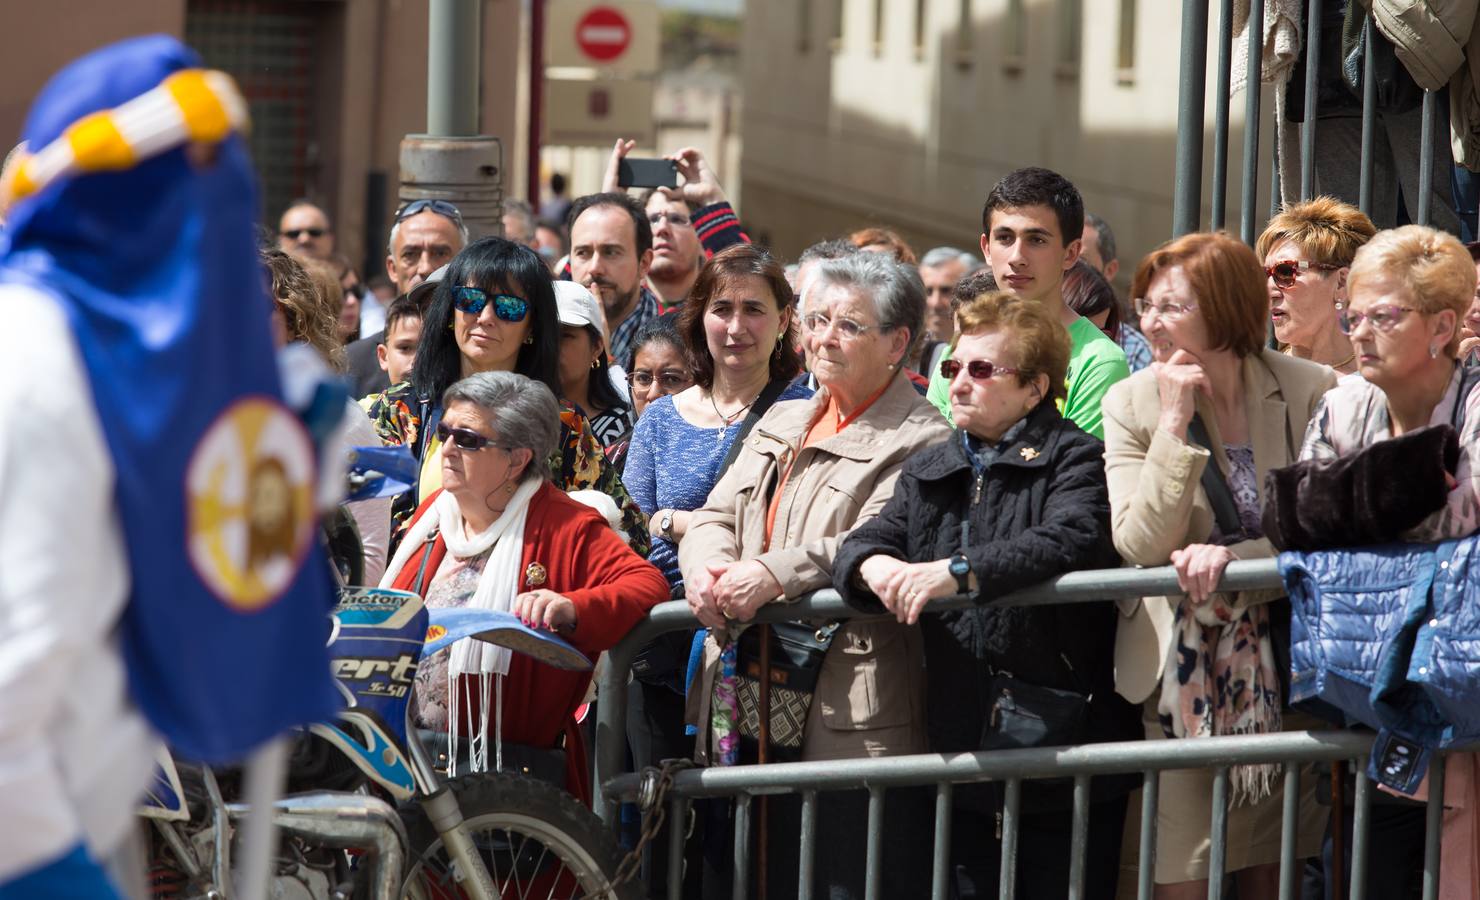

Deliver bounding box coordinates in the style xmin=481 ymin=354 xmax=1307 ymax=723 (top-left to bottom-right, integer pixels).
xmin=505 ymin=482 xmax=517 ymax=495
xmin=1431 ymin=342 xmax=1441 ymax=359
xmin=590 ymin=358 xmax=600 ymax=369
xmin=773 ymin=339 xmax=784 ymax=360
xmin=523 ymin=334 xmax=534 ymax=345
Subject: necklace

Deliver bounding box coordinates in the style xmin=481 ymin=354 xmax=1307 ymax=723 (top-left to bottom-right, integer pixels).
xmin=1331 ymin=349 xmax=1356 ymax=369
xmin=709 ymin=389 xmax=758 ymax=445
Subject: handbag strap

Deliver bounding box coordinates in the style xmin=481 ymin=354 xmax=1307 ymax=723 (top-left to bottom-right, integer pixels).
xmin=410 ymin=530 xmax=439 ymax=597
xmin=716 ymin=377 xmax=792 ymax=478
xmin=1186 ymin=412 xmax=1244 ymax=540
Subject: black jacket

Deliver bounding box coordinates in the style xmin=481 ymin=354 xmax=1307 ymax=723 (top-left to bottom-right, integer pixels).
xmin=834 ymin=401 xmax=1139 ymax=805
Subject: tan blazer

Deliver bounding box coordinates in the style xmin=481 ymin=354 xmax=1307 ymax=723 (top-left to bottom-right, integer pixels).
xmin=679 ymin=371 xmax=952 ymax=762
xmin=1101 ymin=349 xmax=1338 ymax=704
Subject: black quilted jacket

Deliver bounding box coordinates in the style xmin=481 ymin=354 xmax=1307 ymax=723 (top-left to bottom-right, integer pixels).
xmin=834 ymin=401 xmax=1139 ymax=788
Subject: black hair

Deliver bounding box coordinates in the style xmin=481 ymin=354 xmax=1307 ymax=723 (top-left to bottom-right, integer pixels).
xmin=625 ymin=311 xmax=690 ymax=373
xmin=1061 ymin=259 xmax=1121 ymax=337
xmin=950 ymin=268 xmax=1000 ymax=312
xmin=981 ymin=167 xmax=1084 ymax=248
xmin=584 ymin=325 xmax=629 ymax=413
xmin=567 ymin=192 xmax=653 ymax=258
xmin=410 ymin=237 xmax=561 ymax=402
xmin=550 ymin=172 xmax=567 ymax=195
xmin=381 ymin=294 xmax=424 ymax=342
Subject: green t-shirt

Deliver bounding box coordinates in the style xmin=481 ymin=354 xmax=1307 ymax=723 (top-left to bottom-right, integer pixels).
xmin=925 ymin=316 xmax=1131 ymax=439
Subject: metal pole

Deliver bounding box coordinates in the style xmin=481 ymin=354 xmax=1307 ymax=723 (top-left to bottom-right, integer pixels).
xmin=528 ymin=0 xmax=547 ymax=206
xmin=1208 ymin=768 xmax=1230 ymax=900
xmin=1239 ymin=0 xmax=1266 ymax=244
xmin=931 ymin=783 xmax=953 ymax=900
xmin=1418 ymin=90 xmax=1437 ymax=226
xmin=1299 ymin=0 xmax=1323 ymax=200
xmin=1278 ymin=763 xmax=1301 ymax=900
xmin=1172 ymin=0 xmax=1210 ymax=237
xmin=1358 ymin=12 xmax=1378 ymax=215
xmin=1138 ymin=771 xmax=1159 ymax=900
xmin=733 ymin=794 xmax=752 ymax=900
xmin=1350 ymin=765 xmax=1372 ymax=900
xmin=1211 ymin=0 xmax=1234 ymax=229
xmin=864 ymin=788 xmax=884 ymax=900
xmin=667 ymin=795 xmax=686 ymax=900
xmin=1421 ymin=756 xmax=1446 ymax=900
xmin=235 ymin=738 xmax=291 ymax=900
xmin=799 ymin=790 xmax=818 ymax=900
xmin=427 ymin=0 xmax=480 ymax=136
xmin=757 ymin=625 xmax=772 ymax=900
xmin=1331 ymin=762 xmax=1346 ymax=900
xmin=1068 ymin=775 xmax=1091 ymax=900
xmin=1000 ymin=779 xmax=1021 ymax=900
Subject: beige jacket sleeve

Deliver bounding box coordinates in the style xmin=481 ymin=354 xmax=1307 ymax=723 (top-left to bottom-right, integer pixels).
xmin=1102 ymin=380 xmax=1209 ymax=566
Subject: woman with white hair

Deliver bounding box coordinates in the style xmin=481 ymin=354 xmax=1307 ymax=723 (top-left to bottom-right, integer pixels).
xmin=381 ymin=371 xmax=669 ymax=805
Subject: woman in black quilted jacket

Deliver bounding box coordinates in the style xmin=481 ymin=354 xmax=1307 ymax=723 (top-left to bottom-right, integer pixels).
xmin=833 ymin=290 xmax=1138 ymax=900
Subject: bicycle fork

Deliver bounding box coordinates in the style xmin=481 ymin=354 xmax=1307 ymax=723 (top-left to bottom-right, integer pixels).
xmin=408 ymin=720 xmax=500 ymax=899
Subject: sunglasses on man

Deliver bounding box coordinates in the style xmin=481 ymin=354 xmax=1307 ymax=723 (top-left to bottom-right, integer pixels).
xmin=396 ymin=199 xmax=465 ymax=228
xmin=281 ymin=228 xmax=326 ymax=239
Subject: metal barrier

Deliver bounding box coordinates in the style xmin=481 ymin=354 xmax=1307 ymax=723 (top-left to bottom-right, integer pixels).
xmin=1171 ymin=0 xmax=1468 ymax=239
xmin=591 ymin=559 xmax=1453 ymax=899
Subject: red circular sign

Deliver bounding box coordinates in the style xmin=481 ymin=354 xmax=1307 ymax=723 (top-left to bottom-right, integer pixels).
xmin=575 ymin=6 xmax=631 ymax=63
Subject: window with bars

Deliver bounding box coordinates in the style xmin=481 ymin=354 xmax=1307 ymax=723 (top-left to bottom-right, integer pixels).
xmin=184 ymin=0 xmax=322 ymax=222
xmin=914 ymin=0 xmax=927 ymax=59
xmin=1002 ymin=0 xmax=1025 ymax=72
xmin=955 ymin=0 xmax=972 ymax=66
xmin=800 ymin=0 xmax=813 ymax=52
xmin=873 ymin=0 xmax=885 ymax=55
xmin=1057 ymin=0 xmax=1081 ymax=77
xmin=832 ymin=0 xmax=845 ymax=49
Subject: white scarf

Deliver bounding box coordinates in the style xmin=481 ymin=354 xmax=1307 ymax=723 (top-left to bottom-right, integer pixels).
xmin=378 ymin=479 xmax=542 ymax=775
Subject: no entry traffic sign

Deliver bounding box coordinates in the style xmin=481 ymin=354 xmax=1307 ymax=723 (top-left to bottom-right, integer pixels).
xmin=546 ymin=0 xmax=658 ymax=74
xmin=576 ymin=7 xmax=631 ymax=62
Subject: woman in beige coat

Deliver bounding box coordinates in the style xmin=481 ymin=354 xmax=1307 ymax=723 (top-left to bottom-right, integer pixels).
xmin=679 ymin=250 xmax=950 ymax=899
xmin=1102 ymin=232 xmax=1336 ymax=899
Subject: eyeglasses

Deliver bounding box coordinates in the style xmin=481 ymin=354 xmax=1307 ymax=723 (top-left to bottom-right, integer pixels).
xmin=452 ymin=286 xmax=529 ymax=322
xmin=435 ymin=423 xmax=506 ymax=452
xmin=648 ymin=211 xmax=692 ymax=227
xmin=1133 ymin=297 xmax=1199 ymax=320
xmin=802 ymin=312 xmax=875 ymax=340
xmin=1265 ymin=259 xmax=1340 ymax=289
xmin=627 ymin=370 xmax=693 ymax=390
xmin=281 ymin=228 xmax=326 ymax=240
xmin=395 ymin=199 xmax=465 ymax=227
xmin=1338 ymin=304 xmax=1418 ymax=335
xmin=940 ymin=358 xmax=1021 ymax=380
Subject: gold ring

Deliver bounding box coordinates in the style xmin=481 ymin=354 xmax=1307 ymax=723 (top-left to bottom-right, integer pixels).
xmin=722 ymin=608 xmax=735 ymax=620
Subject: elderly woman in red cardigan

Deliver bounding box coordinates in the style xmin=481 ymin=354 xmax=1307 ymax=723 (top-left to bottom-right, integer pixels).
xmin=380 ymin=370 xmax=669 ymax=803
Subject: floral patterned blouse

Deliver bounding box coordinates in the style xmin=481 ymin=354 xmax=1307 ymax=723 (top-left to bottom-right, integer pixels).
xmin=367 ymin=380 xmax=649 ymax=554
xmin=1300 ymin=367 xmax=1480 ymax=542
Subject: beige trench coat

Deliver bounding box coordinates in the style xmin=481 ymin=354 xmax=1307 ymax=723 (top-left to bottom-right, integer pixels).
xmin=678 ymin=371 xmax=952 ymax=763
xmin=1101 ymin=349 xmax=1337 ymax=704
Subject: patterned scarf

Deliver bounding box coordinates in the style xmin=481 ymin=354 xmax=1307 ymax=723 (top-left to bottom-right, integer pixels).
xmin=1158 ymin=596 xmax=1282 ymax=806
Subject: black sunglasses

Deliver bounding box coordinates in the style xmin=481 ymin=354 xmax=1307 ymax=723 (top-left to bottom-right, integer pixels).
xmin=435 ymin=423 xmax=506 ymax=452
xmin=396 ymin=199 xmax=465 ymax=227
xmin=452 ymin=286 xmax=529 ymax=322
xmin=281 ymin=228 xmax=326 ymax=239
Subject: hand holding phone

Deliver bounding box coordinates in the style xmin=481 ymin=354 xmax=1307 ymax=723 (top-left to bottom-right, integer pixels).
xmin=616 ymin=157 xmax=679 ymax=189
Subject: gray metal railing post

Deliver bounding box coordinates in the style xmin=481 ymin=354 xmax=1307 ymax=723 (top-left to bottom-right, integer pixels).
xmin=1299 ymin=0 xmax=1323 ymax=200
xmin=1138 ymin=771 xmax=1159 ymax=900
xmin=426 ymin=0 xmax=480 ymax=136
xmin=799 ymin=790 xmax=818 ymax=900
xmin=1422 ymin=755 xmax=1446 ymax=900
xmin=864 ymin=788 xmax=884 ymax=900
xmin=1239 ymin=0 xmax=1266 ymax=243
xmin=1068 ymin=775 xmax=1091 ymax=900
xmin=667 ymin=794 xmax=685 ymax=900
xmin=1211 ymin=0 xmax=1235 ymax=230
xmin=999 ymin=778 xmax=1022 ymax=900
xmin=1277 ymin=763 xmax=1301 ymax=900
xmin=733 ymin=794 xmax=752 ymax=900
xmin=1358 ymin=12 xmax=1378 ymax=215
xmin=1208 ymin=768 xmax=1230 ymax=900
xmin=931 ymin=784 xmax=952 ymax=900
xmin=1419 ymin=90 xmax=1437 ymax=226
xmin=1173 ymin=0 xmax=1210 ymax=237
xmin=1350 ymin=764 xmax=1372 ymax=900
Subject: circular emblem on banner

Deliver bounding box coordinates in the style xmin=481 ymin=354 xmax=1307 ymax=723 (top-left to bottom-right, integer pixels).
xmin=425 ymin=625 xmax=448 ymax=643
xmin=186 ymin=397 xmax=317 ymax=610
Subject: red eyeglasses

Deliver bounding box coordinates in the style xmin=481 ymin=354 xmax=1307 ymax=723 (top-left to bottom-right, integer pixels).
xmin=1265 ymin=259 xmax=1340 ymax=289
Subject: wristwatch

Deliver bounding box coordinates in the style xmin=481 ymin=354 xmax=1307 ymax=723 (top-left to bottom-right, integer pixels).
xmin=948 ymin=552 xmax=971 ymax=594
xmin=658 ymin=510 xmax=675 ymax=540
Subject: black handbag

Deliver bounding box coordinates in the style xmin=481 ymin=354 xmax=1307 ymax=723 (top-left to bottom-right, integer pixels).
xmin=734 ymin=621 xmax=839 ymax=762
xmin=979 ymin=673 xmax=1090 ymax=751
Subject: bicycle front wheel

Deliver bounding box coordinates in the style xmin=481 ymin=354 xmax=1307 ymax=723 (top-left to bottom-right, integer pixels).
xmin=400 ymin=773 xmax=637 ymax=900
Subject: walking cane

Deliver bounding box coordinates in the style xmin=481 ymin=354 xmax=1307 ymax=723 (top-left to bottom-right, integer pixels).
xmin=756 ymin=623 xmax=772 ymax=900
xmin=1331 ymin=760 xmax=1347 ymax=900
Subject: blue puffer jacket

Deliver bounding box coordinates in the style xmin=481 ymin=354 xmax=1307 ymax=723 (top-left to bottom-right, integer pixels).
xmin=1280 ymin=533 xmax=1480 ymax=791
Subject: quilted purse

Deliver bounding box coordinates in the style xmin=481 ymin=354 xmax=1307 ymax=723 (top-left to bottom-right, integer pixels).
xmin=734 ymin=621 xmax=839 ymax=762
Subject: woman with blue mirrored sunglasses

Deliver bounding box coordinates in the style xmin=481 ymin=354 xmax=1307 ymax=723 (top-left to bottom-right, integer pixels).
xmin=365 ymin=236 xmax=652 ymax=555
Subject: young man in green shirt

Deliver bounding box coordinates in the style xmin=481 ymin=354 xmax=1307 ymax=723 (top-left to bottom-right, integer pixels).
xmin=926 ymin=167 xmax=1129 ymax=438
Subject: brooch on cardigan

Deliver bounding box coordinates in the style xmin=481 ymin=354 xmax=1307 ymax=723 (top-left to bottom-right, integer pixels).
xmin=1019 ymin=447 xmax=1040 ymax=461
xmin=525 ymin=562 xmax=548 ymax=587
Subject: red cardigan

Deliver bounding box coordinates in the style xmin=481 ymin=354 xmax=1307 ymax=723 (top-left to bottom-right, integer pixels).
xmin=392 ymin=481 xmax=668 ymax=803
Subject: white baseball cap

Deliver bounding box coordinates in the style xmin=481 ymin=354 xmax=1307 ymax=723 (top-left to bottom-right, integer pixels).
xmin=553 ymin=280 xmax=607 ymax=343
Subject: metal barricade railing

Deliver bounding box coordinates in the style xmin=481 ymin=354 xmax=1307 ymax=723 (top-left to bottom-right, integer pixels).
xmin=1172 ymin=0 xmax=1468 ymax=240
xmin=592 ymin=559 xmax=1454 ymax=899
